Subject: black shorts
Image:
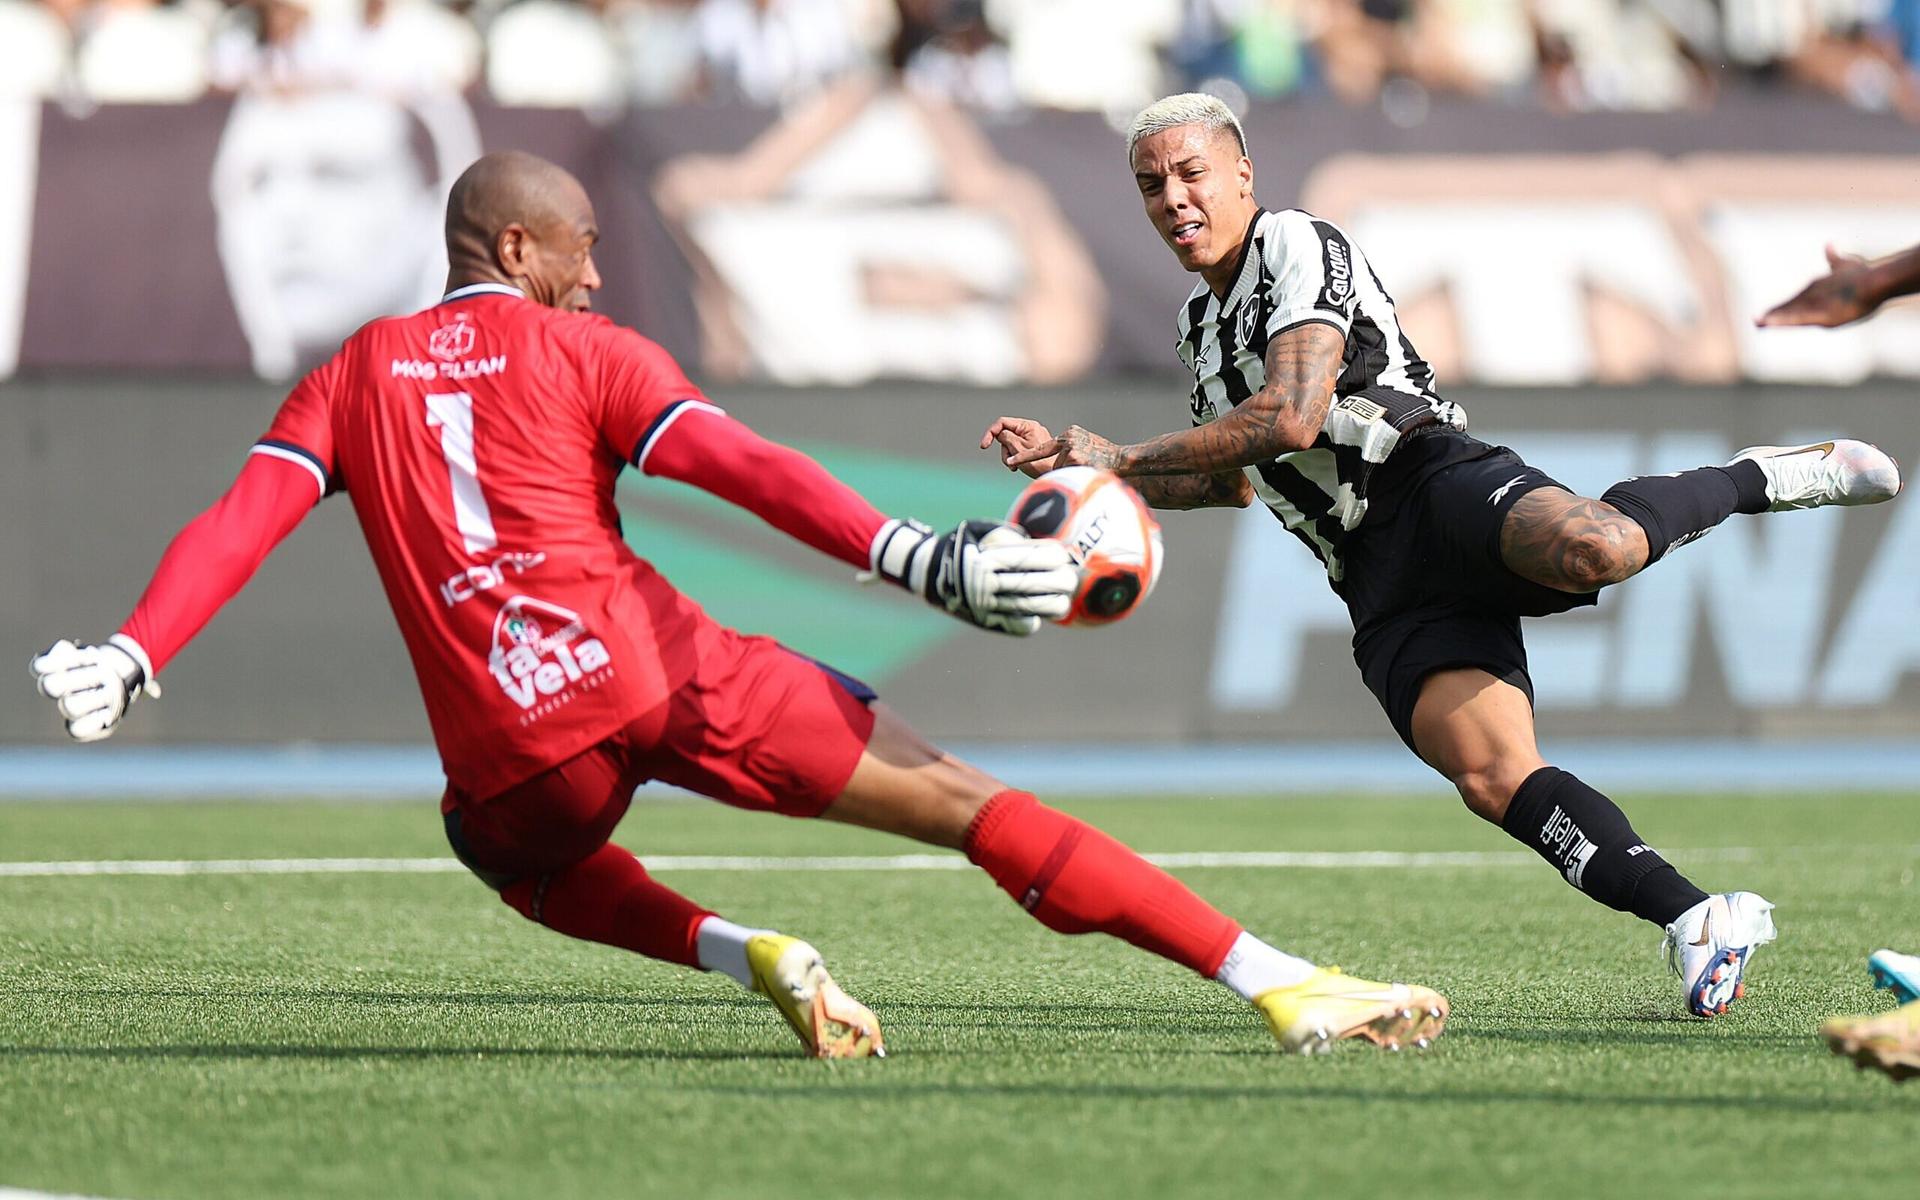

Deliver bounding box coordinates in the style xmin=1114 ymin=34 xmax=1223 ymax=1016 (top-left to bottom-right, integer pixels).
xmin=1340 ymin=431 xmax=1599 ymax=751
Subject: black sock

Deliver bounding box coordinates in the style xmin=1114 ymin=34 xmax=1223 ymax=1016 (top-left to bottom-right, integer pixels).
xmin=1500 ymin=766 xmax=1708 ymax=926
xmin=1599 ymin=461 xmax=1769 ymax=564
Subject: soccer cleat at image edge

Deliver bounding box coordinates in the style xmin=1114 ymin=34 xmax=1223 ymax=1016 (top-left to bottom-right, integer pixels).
xmin=1821 ymin=999 xmax=1920 ymax=1084
xmin=1867 ymin=948 xmax=1920 ymax=1004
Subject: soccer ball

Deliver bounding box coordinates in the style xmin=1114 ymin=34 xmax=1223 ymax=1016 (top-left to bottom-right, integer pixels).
xmin=1006 ymin=466 xmax=1163 ymax=626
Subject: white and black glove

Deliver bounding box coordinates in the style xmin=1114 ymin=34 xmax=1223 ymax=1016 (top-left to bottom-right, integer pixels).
xmin=870 ymin=518 xmax=1078 ymax=636
xmin=29 ymin=636 xmax=160 ymax=742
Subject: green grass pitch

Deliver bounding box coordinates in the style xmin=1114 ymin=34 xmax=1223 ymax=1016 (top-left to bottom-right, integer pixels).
xmin=1 ymin=790 xmax=1916 ymax=1199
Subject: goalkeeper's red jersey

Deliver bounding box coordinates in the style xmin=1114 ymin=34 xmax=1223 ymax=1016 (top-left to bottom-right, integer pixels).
xmin=249 ymin=284 xmax=755 ymax=798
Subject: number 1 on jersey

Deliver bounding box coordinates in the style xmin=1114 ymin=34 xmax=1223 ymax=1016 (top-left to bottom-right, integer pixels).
xmin=424 ymin=391 xmax=499 ymax=554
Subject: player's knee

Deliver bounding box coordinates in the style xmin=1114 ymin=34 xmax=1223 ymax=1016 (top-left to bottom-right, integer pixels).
xmin=462 ymin=861 xmax=520 ymax=893
xmin=442 ymin=808 xmax=523 ymax=893
xmin=845 ymin=706 xmax=1002 ymax=848
xmin=921 ymin=760 xmax=1001 ymax=847
xmin=1448 ymin=763 xmax=1532 ymax=824
xmin=499 ymin=874 xmax=547 ymax=923
xmin=832 ymin=752 xmax=1000 ymax=850
xmin=1451 ymin=770 xmax=1507 ymax=822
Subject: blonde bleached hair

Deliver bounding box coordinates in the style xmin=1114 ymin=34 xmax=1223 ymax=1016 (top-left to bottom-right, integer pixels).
xmin=1125 ymin=93 xmax=1247 ymax=163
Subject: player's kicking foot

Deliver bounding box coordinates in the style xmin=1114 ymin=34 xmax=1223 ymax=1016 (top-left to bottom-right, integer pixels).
xmin=1663 ymin=891 xmax=1777 ymax=1017
xmin=745 ymin=934 xmax=885 ymax=1059
xmin=1729 ymin=440 xmax=1901 ymax=511
xmin=1821 ymin=999 xmax=1920 ymax=1083
xmin=1867 ymin=948 xmax=1920 ymax=1004
xmin=1253 ymin=967 xmax=1449 ymax=1055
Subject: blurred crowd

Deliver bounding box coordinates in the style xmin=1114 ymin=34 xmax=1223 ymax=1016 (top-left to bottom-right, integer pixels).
xmin=4 ymin=0 xmax=1919 ymax=119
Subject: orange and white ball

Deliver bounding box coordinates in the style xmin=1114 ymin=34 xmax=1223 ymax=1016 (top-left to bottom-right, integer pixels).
xmin=1007 ymin=466 xmax=1163 ymax=626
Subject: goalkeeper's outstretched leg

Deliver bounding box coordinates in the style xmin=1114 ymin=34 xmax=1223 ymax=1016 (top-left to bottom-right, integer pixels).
xmin=437 ymin=637 xmax=1444 ymax=1059
xmin=819 ymin=705 xmax=1448 ymax=1055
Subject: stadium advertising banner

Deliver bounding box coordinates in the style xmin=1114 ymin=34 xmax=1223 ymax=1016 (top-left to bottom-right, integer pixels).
xmin=5 ymin=85 xmax=1920 ymax=385
xmin=6 ymin=377 xmax=1917 ymax=746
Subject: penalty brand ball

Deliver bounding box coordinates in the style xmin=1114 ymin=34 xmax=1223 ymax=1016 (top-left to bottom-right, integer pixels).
xmin=1007 ymin=466 xmax=1163 ymax=626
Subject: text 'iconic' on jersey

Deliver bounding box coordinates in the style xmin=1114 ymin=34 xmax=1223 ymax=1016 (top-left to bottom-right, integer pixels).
xmin=1175 ymin=208 xmax=1466 ymax=582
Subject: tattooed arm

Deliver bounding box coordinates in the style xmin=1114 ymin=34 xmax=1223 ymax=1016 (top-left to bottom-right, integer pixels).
xmin=1131 ymin=471 xmax=1255 ymax=510
xmin=1004 ymin=323 xmax=1346 ymax=477
xmin=980 ymin=420 xmax=1253 ymax=509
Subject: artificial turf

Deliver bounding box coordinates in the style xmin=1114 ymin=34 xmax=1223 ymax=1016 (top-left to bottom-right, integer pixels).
xmin=1 ymin=791 xmax=1915 ymax=1199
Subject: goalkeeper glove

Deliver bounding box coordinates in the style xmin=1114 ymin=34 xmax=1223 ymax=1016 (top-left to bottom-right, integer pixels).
xmin=870 ymin=519 xmax=1077 ymax=636
xmin=29 ymin=635 xmax=160 ymax=742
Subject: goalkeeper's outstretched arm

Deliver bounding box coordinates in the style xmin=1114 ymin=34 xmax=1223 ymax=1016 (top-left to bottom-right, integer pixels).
xmin=29 ymin=454 xmax=319 ymax=741
xmin=636 ymin=404 xmax=1076 ymax=635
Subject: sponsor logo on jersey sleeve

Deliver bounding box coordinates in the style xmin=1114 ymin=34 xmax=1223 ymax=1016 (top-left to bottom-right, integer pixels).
xmin=486 ymin=595 xmax=614 ymax=724
xmin=1315 ymin=223 xmax=1355 ymax=314
xmin=1487 ymin=474 xmax=1529 ymax=505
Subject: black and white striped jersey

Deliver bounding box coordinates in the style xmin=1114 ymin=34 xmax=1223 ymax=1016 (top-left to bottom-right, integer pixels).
xmin=1175 ymin=207 xmax=1465 ymax=582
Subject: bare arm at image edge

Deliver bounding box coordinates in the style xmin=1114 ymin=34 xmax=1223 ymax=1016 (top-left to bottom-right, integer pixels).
xmin=1757 ymin=242 xmax=1920 ymax=329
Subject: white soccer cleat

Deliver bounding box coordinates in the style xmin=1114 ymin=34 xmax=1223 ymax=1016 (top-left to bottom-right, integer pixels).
xmin=1729 ymin=440 xmax=1901 ymax=512
xmin=745 ymin=934 xmax=885 ymax=1059
xmin=1664 ymin=891 xmax=1777 ymax=1017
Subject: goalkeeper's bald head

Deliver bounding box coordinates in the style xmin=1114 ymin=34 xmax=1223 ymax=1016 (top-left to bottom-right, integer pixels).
xmin=444 ymin=151 xmax=601 ymax=312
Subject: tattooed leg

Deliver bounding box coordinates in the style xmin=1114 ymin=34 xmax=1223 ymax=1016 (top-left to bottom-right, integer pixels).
xmin=1498 ymin=488 xmax=1650 ymax=594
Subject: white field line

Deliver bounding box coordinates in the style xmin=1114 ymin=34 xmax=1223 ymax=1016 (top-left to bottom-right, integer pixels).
xmin=0 ymin=847 xmax=1761 ymax=879
xmin=0 ymin=1189 xmax=118 ymax=1200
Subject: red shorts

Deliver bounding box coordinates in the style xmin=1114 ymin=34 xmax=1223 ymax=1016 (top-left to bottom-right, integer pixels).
xmin=442 ymin=630 xmax=877 ymax=880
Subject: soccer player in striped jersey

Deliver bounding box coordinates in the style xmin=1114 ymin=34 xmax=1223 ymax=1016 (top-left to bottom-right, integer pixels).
xmin=29 ymin=151 xmax=1450 ymax=1059
xmin=986 ymin=93 xmax=1905 ymax=1019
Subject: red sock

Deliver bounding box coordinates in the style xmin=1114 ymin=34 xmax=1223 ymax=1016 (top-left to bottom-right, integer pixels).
xmin=501 ymin=842 xmax=711 ymax=968
xmin=963 ymin=790 xmax=1241 ymax=976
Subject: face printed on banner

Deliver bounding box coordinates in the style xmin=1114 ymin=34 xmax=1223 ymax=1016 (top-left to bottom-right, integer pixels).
xmin=1131 ymin=123 xmax=1258 ymax=289
xmin=211 ymin=91 xmax=477 ymax=377
xmin=652 ymin=87 xmax=1106 ymax=386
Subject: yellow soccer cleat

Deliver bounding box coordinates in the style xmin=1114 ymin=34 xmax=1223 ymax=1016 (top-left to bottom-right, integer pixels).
xmin=1254 ymin=967 xmax=1449 ymax=1056
xmin=745 ymin=934 xmax=886 ymax=1059
xmin=1821 ymin=998 xmax=1920 ymax=1083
